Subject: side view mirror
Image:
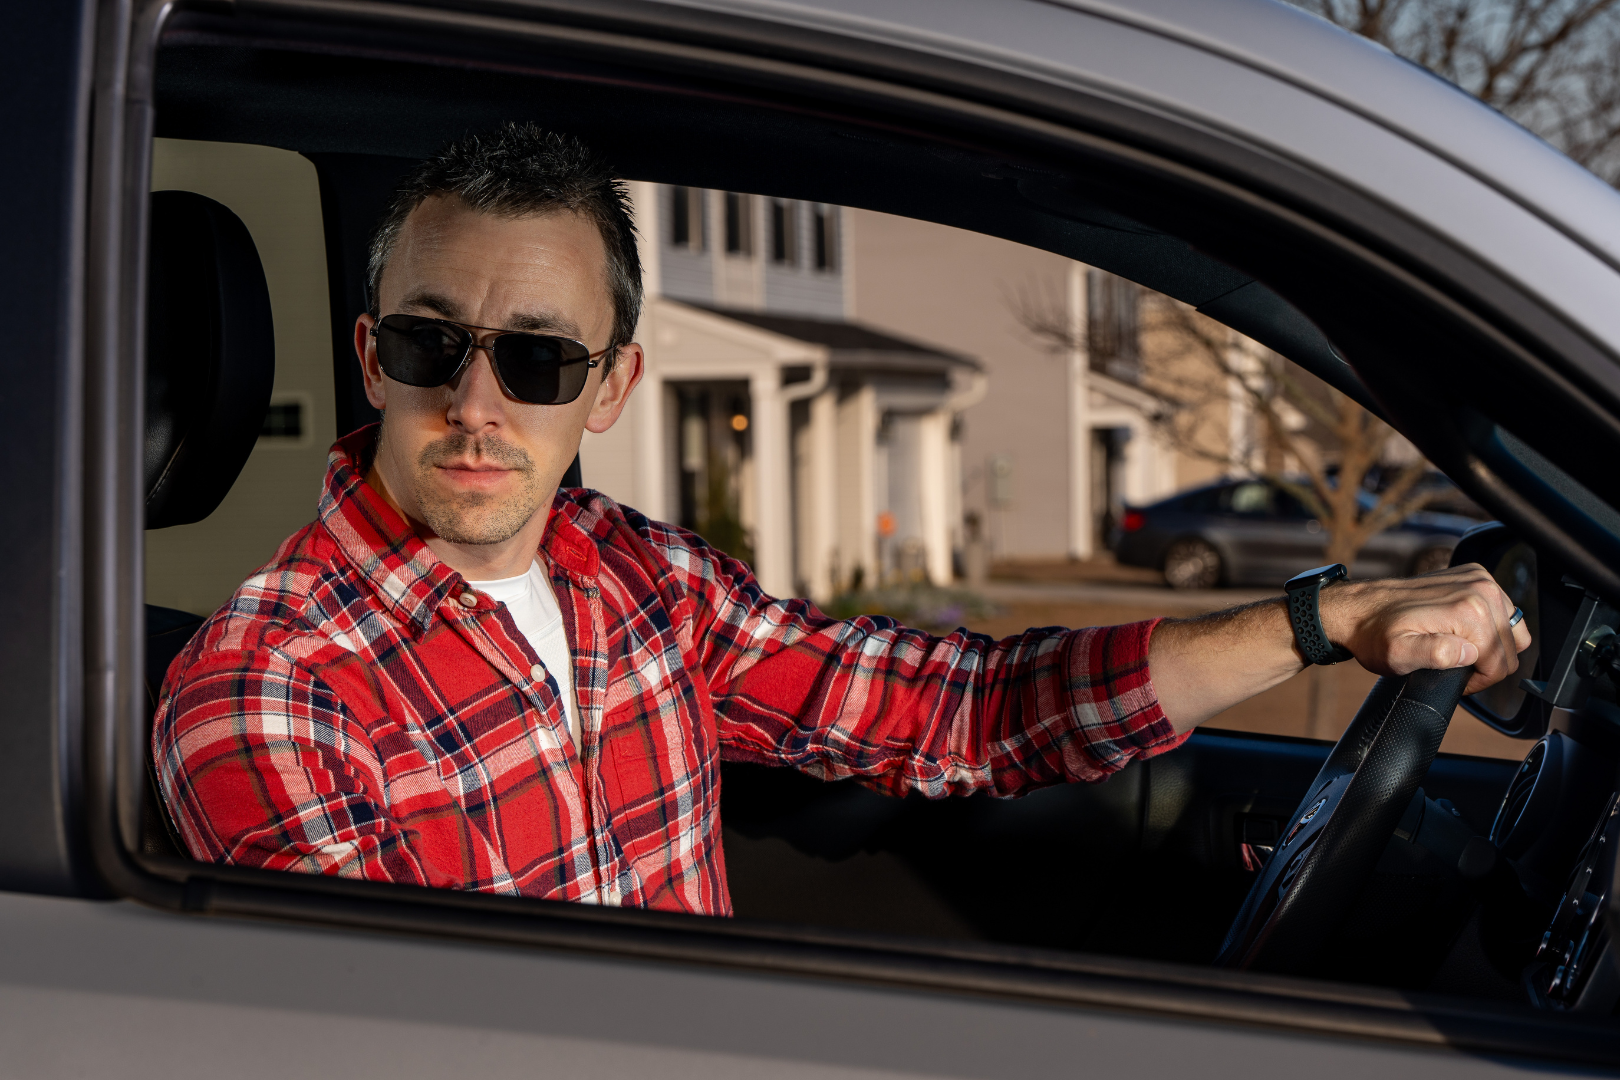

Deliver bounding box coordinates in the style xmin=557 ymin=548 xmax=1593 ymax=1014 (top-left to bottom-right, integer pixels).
xmin=1453 ymin=522 xmax=1547 ymax=739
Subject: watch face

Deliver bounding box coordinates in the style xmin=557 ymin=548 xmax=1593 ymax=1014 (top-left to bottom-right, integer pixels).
xmin=1286 ymin=563 xmax=1347 ymax=591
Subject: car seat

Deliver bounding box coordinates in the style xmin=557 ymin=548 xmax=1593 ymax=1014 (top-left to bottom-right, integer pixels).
xmin=141 ymin=189 xmax=276 ymax=856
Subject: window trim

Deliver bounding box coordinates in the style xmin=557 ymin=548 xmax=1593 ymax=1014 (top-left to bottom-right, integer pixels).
xmin=80 ymin=0 xmax=1620 ymax=1066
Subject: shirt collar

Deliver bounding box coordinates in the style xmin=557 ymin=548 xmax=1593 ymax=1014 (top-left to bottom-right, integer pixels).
xmin=317 ymin=425 xmax=601 ymax=630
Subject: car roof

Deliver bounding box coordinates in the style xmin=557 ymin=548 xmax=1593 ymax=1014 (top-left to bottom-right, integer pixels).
xmin=640 ymin=0 xmax=1620 ymax=387
xmin=1064 ymin=0 xmax=1620 ymax=269
xmin=660 ymin=0 xmax=1620 ymax=275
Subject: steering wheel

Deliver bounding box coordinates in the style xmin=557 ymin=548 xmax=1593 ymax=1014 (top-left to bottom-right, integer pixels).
xmin=1215 ymin=666 xmax=1473 ymax=973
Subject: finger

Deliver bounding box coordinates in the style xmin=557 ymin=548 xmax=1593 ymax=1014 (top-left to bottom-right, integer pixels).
xmin=1458 ymin=584 xmax=1517 ymax=682
xmin=1386 ymin=631 xmax=1479 ymax=676
xmin=1512 ymin=617 xmax=1532 ymax=654
xmin=1487 ymin=598 xmax=1520 ymax=679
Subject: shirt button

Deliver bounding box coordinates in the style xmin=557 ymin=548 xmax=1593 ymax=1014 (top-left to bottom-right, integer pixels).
xmin=457 ymin=591 xmax=478 ymax=608
xmin=530 ymin=663 xmax=545 ymax=681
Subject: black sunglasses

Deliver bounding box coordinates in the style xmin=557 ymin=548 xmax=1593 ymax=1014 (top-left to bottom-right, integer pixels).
xmin=370 ymin=314 xmax=615 ymax=406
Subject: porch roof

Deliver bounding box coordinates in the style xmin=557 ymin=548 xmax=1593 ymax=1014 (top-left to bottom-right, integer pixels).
xmin=694 ymin=306 xmax=980 ymax=374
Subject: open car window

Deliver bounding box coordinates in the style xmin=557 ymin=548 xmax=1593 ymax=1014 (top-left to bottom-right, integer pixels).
xmin=80 ymin=2 xmax=1620 ymax=1066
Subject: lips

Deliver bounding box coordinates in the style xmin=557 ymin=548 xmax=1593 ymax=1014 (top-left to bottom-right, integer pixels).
xmin=436 ymin=462 xmax=515 ymax=489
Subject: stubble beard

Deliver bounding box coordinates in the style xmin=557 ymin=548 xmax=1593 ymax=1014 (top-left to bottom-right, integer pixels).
xmin=407 ymin=428 xmax=545 ymax=546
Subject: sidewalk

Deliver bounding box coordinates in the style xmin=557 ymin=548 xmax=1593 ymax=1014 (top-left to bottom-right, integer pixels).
xmin=979 ymin=579 xmax=1275 ymax=613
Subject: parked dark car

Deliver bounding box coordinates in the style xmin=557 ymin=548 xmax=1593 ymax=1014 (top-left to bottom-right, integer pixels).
xmin=1114 ymin=478 xmax=1479 ymax=588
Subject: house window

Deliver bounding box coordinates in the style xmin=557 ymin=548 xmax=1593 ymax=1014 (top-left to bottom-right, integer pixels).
xmin=260 ymin=400 xmax=303 ymax=440
xmin=812 ymin=204 xmax=838 ymax=271
xmin=770 ymin=199 xmax=798 ymax=264
xmin=724 ymin=192 xmax=753 ymax=256
xmin=256 ymin=392 xmax=314 ymax=449
xmin=1086 ymin=269 xmax=1140 ymax=381
xmin=670 ymin=186 xmax=704 ymax=250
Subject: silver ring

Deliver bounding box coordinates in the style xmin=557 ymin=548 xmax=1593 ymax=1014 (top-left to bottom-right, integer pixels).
xmin=1509 ymin=607 xmax=1524 ymax=628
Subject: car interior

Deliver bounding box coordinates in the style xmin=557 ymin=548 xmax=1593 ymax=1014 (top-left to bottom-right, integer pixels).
xmin=128 ymin=4 xmax=1620 ymax=1026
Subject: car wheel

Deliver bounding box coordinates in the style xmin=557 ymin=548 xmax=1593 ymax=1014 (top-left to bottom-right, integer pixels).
xmin=1163 ymin=537 xmax=1222 ymax=589
xmin=1409 ymin=545 xmax=1453 ymax=575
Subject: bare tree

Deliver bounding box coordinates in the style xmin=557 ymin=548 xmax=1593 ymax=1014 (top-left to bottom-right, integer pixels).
xmin=1007 ymin=3 xmax=1617 ymax=577
xmin=1294 ymin=0 xmax=1620 ymax=182
xmin=1006 ymin=282 xmax=1441 ymax=572
xmin=1136 ymin=298 xmax=1438 ymax=569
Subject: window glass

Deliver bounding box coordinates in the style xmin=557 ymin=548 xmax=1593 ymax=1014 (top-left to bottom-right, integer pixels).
xmin=769 ymin=198 xmax=797 ymax=264
xmin=812 ymin=204 xmax=838 ymax=271
xmin=141 ymin=120 xmax=1534 ymax=991
xmin=670 ymin=185 xmax=704 ymax=251
xmin=1179 ymin=487 xmax=1221 ymax=513
xmin=1086 ymin=270 xmax=1140 ymax=383
xmin=1272 ymin=487 xmax=1312 ymax=519
xmin=1226 ymin=481 xmax=1274 ymax=515
xmin=724 ymin=191 xmax=753 ymax=256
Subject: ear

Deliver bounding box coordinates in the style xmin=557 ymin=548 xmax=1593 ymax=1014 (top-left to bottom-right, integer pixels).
xmin=355 ymin=313 xmax=388 ymax=410
xmin=584 ymin=344 xmax=645 ymax=434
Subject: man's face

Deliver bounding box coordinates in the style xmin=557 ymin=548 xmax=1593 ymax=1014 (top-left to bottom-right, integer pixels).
xmin=356 ymin=196 xmax=640 ymax=549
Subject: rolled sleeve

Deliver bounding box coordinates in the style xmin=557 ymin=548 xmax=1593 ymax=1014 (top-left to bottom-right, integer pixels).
xmin=1057 ymin=618 xmax=1188 ymax=782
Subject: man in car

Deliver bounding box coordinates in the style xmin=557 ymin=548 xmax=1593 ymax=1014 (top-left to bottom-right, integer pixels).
xmin=153 ymin=124 xmax=1529 ymax=912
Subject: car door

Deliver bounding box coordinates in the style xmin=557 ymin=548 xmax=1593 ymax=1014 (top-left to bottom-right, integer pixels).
xmin=10 ymin=0 xmax=1620 ymax=1074
xmin=1209 ymin=480 xmax=1317 ymax=586
xmin=1262 ymin=483 xmax=1331 ymax=582
xmin=1350 ymin=491 xmax=1426 ymax=578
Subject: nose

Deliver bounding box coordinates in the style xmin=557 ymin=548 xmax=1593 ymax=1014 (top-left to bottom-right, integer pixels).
xmin=443 ymin=346 xmax=508 ymax=433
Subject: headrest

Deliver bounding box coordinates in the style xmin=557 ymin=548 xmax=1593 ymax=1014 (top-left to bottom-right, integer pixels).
xmin=145 ymin=190 xmax=275 ymax=529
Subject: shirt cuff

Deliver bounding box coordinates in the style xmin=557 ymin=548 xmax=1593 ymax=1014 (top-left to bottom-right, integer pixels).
xmin=1062 ymin=617 xmax=1190 ymax=780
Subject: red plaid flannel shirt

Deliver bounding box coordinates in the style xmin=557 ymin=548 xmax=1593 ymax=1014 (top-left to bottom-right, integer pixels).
xmin=154 ymin=427 xmax=1187 ymax=914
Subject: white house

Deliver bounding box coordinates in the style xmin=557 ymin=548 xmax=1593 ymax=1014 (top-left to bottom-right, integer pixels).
xmin=582 ymin=184 xmax=1210 ymax=604
xmin=581 ymin=185 xmax=981 ymax=602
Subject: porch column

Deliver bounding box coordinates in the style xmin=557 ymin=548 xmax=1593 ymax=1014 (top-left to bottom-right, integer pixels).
xmin=1067 ymin=261 xmax=1093 ymax=559
xmin=633 ymin=368 xmax=665 ymax=521
xmin=806 ymin=389 xmax=838 ymax=601
xmin=918 ymin=410 xmax=952 ymax=586
xmin=750 ymin=371 xmax=791 ymax=597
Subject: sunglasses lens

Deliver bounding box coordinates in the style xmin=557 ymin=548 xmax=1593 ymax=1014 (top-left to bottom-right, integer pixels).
xmin=375 ymin=315 xmax=469 ymax=386
xmin=492 ymin=334 xmax=594 ymax=405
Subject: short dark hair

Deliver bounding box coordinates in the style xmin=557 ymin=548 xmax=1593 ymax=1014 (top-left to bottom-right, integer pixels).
xmin=366 ymin=124 xmax=642 ymax=370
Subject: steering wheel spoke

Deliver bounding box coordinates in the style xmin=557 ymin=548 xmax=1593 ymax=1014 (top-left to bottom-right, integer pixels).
xmin=1216 ymin=667 xmax=1473 ymax=973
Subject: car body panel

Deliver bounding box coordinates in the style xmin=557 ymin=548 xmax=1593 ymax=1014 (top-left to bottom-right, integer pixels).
xmin=0 ymin=887 xmax=1587 ymax=1080
xmin=3 ymin=0 xmax=1618 ymax=1071
xmin=1114 ymin=481 xmax=1471 ymax=586
xmin=0 ymin=0 xmax=93 ymax=898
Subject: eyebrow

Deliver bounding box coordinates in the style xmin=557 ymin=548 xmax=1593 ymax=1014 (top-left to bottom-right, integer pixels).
xmin=507 ymin=310 xmax=581 ymax=338
xmin=398 ymin=291 xmax=465 ymax=322
xmin=397 ymin=291 xmax=582 ymax=338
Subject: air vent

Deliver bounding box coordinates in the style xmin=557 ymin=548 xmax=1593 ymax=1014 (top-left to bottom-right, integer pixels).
xmin=1492 ymin=736 xmax=1548 ymax=851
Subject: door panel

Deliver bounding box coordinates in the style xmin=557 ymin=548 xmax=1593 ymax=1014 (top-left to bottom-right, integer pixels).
xmin=721 ymin=729 xmax=1519 ymax=964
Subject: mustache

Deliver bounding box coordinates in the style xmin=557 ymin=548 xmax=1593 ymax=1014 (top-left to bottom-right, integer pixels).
xmin=418 ymin=432 xmax=534 ymax=473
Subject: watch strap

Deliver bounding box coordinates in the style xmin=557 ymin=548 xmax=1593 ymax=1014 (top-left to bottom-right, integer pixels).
xmin=1285 ymin=564 xmax=1354 ymax=666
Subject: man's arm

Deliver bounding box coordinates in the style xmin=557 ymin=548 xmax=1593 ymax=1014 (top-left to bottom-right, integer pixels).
xmin=155 ymin=646 xmax=513 ymax=892
xmin=1149 ymin=562 xmax=1530 ymax=734
xmin=634 ymin=513 xmax=1183 ymax=795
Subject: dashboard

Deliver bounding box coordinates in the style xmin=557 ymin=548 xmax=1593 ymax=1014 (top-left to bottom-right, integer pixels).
xmin=1457 ymin=524 xmax=1620 ymax=1013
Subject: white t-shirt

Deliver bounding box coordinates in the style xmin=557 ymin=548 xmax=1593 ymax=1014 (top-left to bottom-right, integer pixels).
xmin=468 ymin=561 xmax=582 ymax=749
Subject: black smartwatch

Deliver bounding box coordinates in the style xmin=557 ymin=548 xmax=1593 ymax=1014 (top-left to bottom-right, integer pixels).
xmin=1284 ymin=563 xmax=1354 ymax=666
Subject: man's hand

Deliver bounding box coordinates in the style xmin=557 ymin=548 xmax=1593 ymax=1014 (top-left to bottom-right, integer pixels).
xmin=1321 ymin=562 xmax=1531 ymax=697
xmin=1148 ymin=561 xmax=1530 ymax=733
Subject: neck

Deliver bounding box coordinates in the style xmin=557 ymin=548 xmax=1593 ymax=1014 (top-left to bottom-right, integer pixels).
xmin=364 ymin=462 xmax=555 ymax=582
